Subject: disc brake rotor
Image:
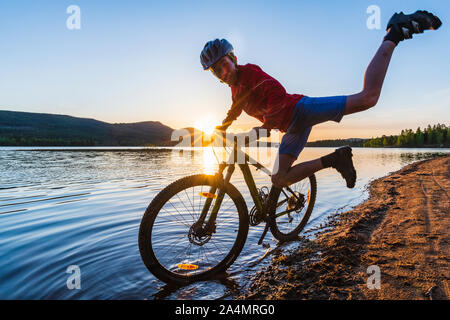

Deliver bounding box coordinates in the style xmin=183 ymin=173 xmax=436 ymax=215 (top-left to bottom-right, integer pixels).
xmin=188 ymin=224 xmax=212 ymax=246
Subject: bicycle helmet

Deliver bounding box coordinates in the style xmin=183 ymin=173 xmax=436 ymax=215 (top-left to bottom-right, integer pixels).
xmin=200 ymin=39 xmax=234 ymax=70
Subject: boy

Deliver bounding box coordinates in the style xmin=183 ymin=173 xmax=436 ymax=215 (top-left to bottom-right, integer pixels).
xmin=200 ymin=10 xmax=441 ymax=188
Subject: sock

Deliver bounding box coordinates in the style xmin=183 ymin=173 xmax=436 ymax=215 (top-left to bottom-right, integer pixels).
xmin=383 ymin=27 xmax=403 ymax=45
xmin=320 ymin=151 xmax=337 ymax=168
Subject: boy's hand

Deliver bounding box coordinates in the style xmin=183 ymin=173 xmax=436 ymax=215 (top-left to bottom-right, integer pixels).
xmin=214 ymin=124 xmax=228 ymax=132
xmin=211 ymin=125 xmax=227 ymax=145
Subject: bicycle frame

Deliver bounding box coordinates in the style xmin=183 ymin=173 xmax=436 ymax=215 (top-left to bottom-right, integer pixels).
xmin=194 ymin=140 xmax=266 ymax=230
xmin=194 ymin=138 xmax=301 ymax=234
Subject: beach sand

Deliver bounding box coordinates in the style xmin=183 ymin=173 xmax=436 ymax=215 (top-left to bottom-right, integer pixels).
xmin=240 ymin=156 xmax=449 ymax=300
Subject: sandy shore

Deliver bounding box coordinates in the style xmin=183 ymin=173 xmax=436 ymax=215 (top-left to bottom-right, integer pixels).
xmin=240 ymin=156 xmax=449 ymax=300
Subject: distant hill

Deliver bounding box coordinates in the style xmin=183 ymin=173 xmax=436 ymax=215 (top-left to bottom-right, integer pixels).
xmin=0 ymin=110 xmax=175 ymax=146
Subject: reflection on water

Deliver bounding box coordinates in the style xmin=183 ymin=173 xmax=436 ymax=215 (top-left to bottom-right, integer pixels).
xmin=0 ymin=146 xmax=448 ymax=299
xmin=202 ymin=147 xmax=217 ymax=175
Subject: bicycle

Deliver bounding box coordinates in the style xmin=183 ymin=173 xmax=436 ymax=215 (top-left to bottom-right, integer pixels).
xmin=138 ymin=131 xmax=317 ymax=285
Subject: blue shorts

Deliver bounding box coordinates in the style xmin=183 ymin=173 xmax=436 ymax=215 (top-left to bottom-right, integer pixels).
xmin=279 ymin=95 xmax=347 ymax=158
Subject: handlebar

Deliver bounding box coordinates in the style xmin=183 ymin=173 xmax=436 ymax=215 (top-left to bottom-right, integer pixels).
xmin=211 ymin=128 xmax=266 ymax=149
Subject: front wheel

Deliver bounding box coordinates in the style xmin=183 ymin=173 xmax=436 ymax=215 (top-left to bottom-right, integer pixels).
xmin=267 ymin=174 xmax=317 ymax=242
xmin=139 ymin=174 xmax=249 ymax=285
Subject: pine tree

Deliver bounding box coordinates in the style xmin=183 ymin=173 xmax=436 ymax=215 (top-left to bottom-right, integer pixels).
xmin=415 ymin=127 xmax=424 ymax=146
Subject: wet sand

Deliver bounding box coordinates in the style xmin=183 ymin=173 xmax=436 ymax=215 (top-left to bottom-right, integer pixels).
xmin=240 ymin=156 xmax=449 ymax=300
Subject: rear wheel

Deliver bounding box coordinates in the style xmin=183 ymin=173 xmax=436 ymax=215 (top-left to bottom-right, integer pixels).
xmin=267 ymin=174 xmax=317 ymax=242
xmin=139 ymin=174 xmax=249 ymax=285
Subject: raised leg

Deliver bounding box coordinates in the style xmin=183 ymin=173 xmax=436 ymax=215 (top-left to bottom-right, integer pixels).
xmin=347 ymin=9 xmax=443 ymax=115
xmin=344 ymin=40 xmax=396 ymax=115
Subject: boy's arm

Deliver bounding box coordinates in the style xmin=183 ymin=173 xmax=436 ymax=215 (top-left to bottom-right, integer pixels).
xmin=219 ymin=103 xmax=243 ymax=129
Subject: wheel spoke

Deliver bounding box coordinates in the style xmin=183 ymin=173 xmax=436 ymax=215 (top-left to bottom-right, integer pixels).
xmin=160 ymin=207 xmax=191 ymax=228
xmin=176 ymin=192 xmax=195 ymax=220
xmin=167 ymin=199 xmax=192 ymax=226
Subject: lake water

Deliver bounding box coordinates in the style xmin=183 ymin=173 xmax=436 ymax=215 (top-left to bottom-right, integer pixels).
xmin=1 ymin=146 xmax=449 ymax=300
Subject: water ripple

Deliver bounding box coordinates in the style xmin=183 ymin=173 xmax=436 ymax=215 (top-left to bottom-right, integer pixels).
xmin=0 ymin=147 xmax=448 ymax=299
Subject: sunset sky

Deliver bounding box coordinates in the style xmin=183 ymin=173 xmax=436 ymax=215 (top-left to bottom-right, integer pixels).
xmin=0 ymin=0 xmax=449 ymax=141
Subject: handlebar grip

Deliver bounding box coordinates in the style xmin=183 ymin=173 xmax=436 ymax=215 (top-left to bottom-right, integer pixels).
xmin=216 ymin=123 xmax=231 ymax=132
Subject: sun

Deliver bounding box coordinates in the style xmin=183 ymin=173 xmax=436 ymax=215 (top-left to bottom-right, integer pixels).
xmin=194 ymin=115 xmax=217 ymax=136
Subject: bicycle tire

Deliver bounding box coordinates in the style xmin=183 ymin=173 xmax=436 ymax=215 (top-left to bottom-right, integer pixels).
xmin=139 ymin=174 xmax=249 ymax=285
xmin=267 ymin=174 xmax=317 ymax=242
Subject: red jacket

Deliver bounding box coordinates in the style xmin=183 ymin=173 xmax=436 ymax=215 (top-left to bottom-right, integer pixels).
xmin=225 ymin=64 xmax=303 ymax=132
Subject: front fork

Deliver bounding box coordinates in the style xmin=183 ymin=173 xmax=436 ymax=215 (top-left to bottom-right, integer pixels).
xmin=193 ymin=163 xmax=234 ymax=236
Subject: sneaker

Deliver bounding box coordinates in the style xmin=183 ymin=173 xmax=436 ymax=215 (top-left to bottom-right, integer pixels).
xmin=387 ymin=10 xmax=442 ymax=40
xmin=332 ymin=146 xmax=356 ymax=188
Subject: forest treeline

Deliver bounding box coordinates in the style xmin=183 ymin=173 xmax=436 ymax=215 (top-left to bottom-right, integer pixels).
xmin=362 ymin=124 xmax=449 ymax=148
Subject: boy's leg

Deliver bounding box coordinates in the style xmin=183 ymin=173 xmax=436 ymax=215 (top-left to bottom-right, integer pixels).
xmin=271 ymin=154 xmax=323 ymax=188
xmin=272 ymin=148 xmax=355 ymax=189
xmin=272 ymin=126 xmax=321 ymax=188
xmin=345 ymin=10 xmax=441 ymax=115
xmin=344 ymin=40 xmax=396 ymax=115
xmin=273 ymin=127 xmax=355 ymax=188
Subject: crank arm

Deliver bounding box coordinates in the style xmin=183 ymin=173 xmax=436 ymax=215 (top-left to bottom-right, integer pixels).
xmin=257 ymin=222 xmax=270 ymax=245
